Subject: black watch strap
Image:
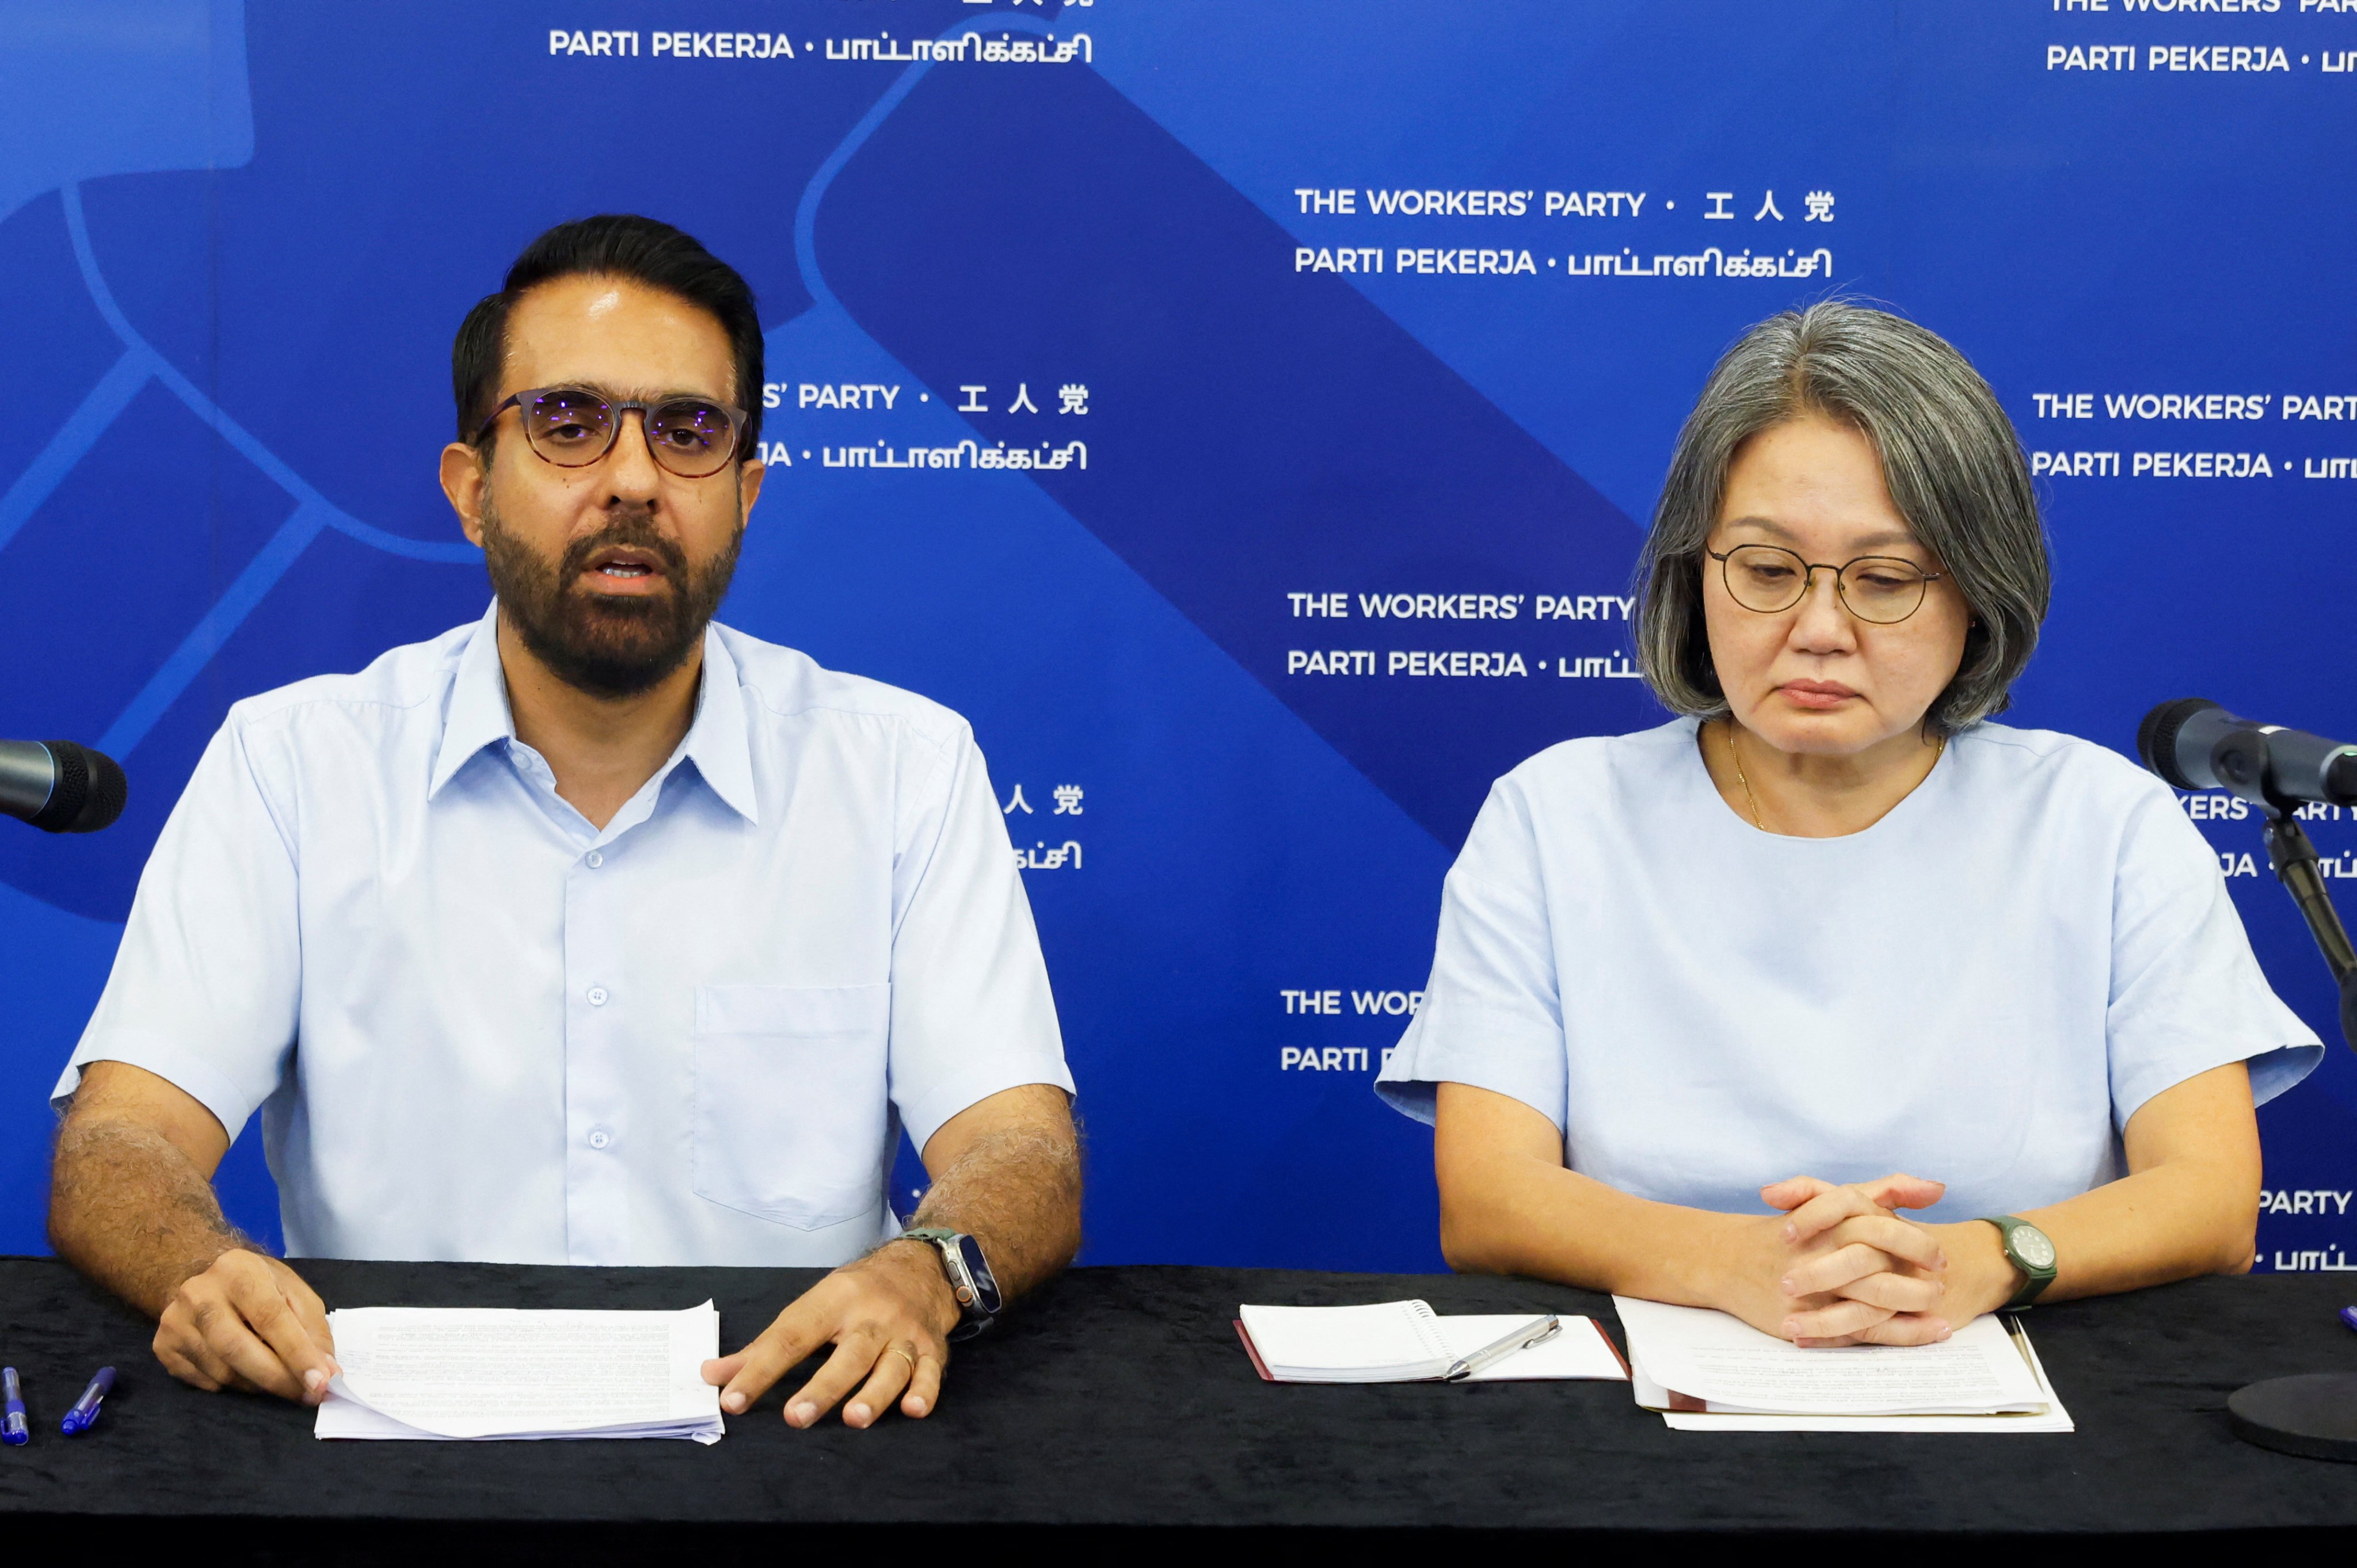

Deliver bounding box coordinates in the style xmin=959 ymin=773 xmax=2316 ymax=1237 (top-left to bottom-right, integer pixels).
xmin=900 ymin=1227 xmax=1002 ymax=1340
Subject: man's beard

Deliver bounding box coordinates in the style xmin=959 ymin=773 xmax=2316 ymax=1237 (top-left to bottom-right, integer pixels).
xmin=478 ymin=495 xmax=742 ymax=699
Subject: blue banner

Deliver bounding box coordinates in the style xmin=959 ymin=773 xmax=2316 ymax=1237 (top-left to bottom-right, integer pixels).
xmin=1 ymin=1 xmax=2351 ymax=1275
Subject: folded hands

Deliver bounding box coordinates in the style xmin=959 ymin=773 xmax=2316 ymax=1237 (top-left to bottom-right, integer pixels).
xmin=1730 ymin=1174 xmax=2011 ymax=1348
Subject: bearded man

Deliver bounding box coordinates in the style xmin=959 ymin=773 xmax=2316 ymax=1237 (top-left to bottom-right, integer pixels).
xmin=47 ymin=216 xmax=1080 ymax=1431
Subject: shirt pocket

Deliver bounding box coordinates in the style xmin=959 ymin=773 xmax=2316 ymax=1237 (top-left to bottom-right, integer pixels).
xmin=691 ymin=983 xmax=890 ymax=1230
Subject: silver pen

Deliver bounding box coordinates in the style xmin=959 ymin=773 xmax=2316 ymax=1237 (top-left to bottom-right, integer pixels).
xmin=1442 ymin=1313 xmax=1561 ymax=1382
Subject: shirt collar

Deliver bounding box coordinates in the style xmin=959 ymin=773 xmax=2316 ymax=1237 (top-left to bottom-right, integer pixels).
xmin=428 ymin=602 xmax=513 ymax=799
xmin=679 ymin=626 xmax=758 ymax=825
xmin=427 ymin=601 xmax=760 ymax=826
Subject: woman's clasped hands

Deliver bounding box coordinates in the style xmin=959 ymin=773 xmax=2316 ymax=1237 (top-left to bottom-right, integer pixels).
xmin=1737 ymin=1173 xmax=1953 ymax=1347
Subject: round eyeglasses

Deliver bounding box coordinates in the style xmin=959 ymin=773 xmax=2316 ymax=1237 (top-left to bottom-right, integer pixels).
xmin=1706 ymin=543 xmax=1942 ymax=625
xmin=477 ymin=386 xmax=748 ymax=479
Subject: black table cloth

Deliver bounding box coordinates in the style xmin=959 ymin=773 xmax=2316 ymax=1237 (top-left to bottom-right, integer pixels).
xmin=0 ymin=1257 xmax=2353 ymax=1552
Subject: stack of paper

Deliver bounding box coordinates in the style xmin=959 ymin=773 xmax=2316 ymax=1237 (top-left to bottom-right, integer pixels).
xmin=1613 ymin=1296 xmax=2072 ymax=1433
xmin=1236 ymin=1300 xmax=1629 ymax=1383
xmin=316 ymin=1302 xmax=725 ymax=1443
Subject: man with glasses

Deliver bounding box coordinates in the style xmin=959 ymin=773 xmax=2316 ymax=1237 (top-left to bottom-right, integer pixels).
xmin=48 ymin=215 xmax=1080 ymax=1429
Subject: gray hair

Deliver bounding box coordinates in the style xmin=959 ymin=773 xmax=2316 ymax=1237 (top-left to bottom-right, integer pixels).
xmin=1633 ymin=301 xmax=2050 ymax=735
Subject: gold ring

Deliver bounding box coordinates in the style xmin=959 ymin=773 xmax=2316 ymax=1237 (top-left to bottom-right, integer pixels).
xmin=886 ymin=1345 xmax=918 ymax=1376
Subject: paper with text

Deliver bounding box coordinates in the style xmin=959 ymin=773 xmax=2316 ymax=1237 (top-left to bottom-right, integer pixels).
xmin=1615 ymin=1296 xmax=2048 ymax=1416
xmin=315 ymin=1302 xmax=724 ymax=1443
xmin=1650 ymin=1322 xmax=2073 ymax=1433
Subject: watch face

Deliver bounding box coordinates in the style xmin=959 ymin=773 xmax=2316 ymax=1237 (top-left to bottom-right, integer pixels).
xmin=2013 ymin=1225 xmax=2057 ymax=1270
xmin=954 ymin=1234 xmax=1003 ymax=1315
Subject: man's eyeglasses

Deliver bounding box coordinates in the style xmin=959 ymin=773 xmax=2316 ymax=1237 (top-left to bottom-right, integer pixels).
xmin=476 ymin=386 xmax=748 ymax=479
xmin=1706 ymin=543 xmax=1943 ymax=625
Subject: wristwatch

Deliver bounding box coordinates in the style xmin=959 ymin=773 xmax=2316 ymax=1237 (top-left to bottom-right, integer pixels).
xmin=1980 ymin=1215 xmax=2058 ymax=1310
xmin=900 ymin=1227 xmax=1003 ymax=1341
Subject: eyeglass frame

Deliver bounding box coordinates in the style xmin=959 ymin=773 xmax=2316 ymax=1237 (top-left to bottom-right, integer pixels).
xmin=472 ymin=384 xmax=752 ymax=478
xmin=1704 ymin=543 xmax=1945 ymax=625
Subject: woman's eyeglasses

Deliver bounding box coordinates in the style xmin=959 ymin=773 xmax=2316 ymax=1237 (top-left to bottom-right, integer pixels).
xmin=1707 ymin=543 xmax=1942 ymax=625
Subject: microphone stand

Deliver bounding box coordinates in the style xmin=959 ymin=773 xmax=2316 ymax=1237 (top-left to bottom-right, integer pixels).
xmin=2227 ymin=808 xmax=2357 ymax=1461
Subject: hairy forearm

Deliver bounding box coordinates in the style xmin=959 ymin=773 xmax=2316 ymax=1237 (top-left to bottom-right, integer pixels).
xmin=49 ymin=1113 xmax=253 ymax=1319
xmin=909 ymin=1120 xmax=1082 ymax=1302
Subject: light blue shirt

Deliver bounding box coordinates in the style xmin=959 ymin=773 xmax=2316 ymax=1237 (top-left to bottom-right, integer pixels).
xmin=58 ymin=603 xmax=1072 ymax=1266
xmin=1377 ymin=718 xmax=2321 ymax=1220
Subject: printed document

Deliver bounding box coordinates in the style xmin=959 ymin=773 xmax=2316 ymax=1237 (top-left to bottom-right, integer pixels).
xmin=315 ymin=1302 xmax=725 ymax=1443
xmin=1614 ymin=1296 xmax=2072 ymax=1433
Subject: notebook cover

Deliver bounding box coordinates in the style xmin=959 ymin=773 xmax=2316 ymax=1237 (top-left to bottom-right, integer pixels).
xmin=1233 ymin=1319 xmax=1275 ymax=1382
xmin=1586 ymin=1316 xmax=1634 ymax=1379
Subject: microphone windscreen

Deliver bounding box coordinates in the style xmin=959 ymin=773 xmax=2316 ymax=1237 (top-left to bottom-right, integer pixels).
xmin=2138 ymin=698 xmax=2220 ymax=791
xmin=44 ymin=743 xmax=126 ymax=834
xmin=29 ymin=742 xmax=85 ymax=833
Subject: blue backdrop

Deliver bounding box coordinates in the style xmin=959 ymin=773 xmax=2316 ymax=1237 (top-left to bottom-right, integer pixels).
xmin=1 ymin=1 xmax=2352 ymax=1273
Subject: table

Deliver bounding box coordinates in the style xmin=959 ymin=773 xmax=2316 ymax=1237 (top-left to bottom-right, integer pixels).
xmin=1 ymin=1257 xmax=2354 ymax=1553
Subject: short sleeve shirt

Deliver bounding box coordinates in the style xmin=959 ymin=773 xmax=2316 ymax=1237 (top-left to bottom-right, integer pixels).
xmin=1376 ymin=719 xmax=2321 ymax=1219
xmin=58 ymin=604 xmax=1073 ymax=1266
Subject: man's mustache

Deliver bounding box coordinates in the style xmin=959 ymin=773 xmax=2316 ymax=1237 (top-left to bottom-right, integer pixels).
xmin=559 ymin=515 xmax=690 ymax=587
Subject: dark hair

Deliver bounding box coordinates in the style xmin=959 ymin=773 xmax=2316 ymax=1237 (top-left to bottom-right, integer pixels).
xmin=1633 ymin=300 xmax=2050 ymax=736
xmin=452 ymin=214 xmax=764 ymax=458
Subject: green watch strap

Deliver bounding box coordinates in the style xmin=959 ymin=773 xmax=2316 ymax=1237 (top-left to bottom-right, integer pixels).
xmin=1981 ymin=1215 xmax=2058 ymax=1310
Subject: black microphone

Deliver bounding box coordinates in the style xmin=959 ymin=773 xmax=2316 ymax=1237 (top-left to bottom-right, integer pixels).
xmin=2147 ymin=699 xmax=2357 ymax=1458
xmin=0 ymin=741 xmax=128 ymax=833
xmin=2138 ymin=699 xmax=2357 ymax=811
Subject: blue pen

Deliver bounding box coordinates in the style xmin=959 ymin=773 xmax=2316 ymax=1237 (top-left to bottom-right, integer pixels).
xmin=2340 ymin=1306 xmax=2357 ymax=1335
xmin=2 ymin=1368 xmax=24 ymax=1445
xmin=59 ymin=1367 xmax=113 ymax=1436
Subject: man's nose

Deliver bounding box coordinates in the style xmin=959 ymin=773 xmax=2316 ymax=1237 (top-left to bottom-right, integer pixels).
xmin=601 ymin=410 xmax=665 ymax=501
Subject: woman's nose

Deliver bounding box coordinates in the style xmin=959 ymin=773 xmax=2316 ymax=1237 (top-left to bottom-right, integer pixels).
xmin=1788 ymin=570 xmax=1855 ymax=648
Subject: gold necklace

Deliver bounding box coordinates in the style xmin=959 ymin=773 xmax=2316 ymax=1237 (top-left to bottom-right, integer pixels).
xmin=1722 ymin=720 xmax=1767 ymax=830
xmin=1720 ymin=719 xmax=1944 ymax=833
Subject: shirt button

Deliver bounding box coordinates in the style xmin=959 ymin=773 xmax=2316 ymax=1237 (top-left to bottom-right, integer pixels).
xmin=586 ymin=851 xmax=603 ymax=868
xmin=587 ymin=987 xmax=609 ymax=1006
xmin=587 ymin=1126 xmax=612 ymax=1151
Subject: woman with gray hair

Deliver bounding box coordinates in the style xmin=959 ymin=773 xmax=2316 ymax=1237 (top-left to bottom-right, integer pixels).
xmin=1376 ymin=302 xmax=2318 ymax=1346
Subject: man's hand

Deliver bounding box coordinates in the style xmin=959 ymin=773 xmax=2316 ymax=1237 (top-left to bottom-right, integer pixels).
xmin=1738 ymin=1173 xmax=1951 ymax=1347
xmin=702 ymin=1240 xmax=958 ymax=1429
xmin=153 ymin=1248 xmax=339 ymax=1403
xmin=51 ymin=1062 xmax=341 ymax=1401
xmin=700 ymin=1083 xmax=1079 ymax=1430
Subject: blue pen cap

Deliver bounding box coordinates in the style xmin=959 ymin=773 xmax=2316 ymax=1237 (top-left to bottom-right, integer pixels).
xmin=60 ymin=1366 xmax=113 ymax=1436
